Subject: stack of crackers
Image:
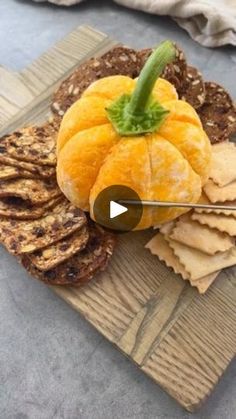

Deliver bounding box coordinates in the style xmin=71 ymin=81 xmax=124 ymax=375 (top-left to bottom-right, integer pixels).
xmin=0 ymin=123 xmax=115 ymax=286
xmin=146 ymin=142 xmax=236 ymax=294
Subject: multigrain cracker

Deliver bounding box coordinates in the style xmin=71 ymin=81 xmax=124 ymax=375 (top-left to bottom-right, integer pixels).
xmin=28 ymin=226 xmax=89 ymax=271
xmin=0 ymin=123 xmax=56 ymax=166
xmin=204 ymin=179 xmax=236 ymax=203
xmin=192 ymin=212 xmax=236 ymax=236
xmin=168 ymin=239 xmax=236 ymax=280
xmin=180 ymin=66 xmax=205 ymax=109
xmin=21 ymin=222 xmax=116 ymax=286
xmin=0 ymin=200 xmax=86 ymax=255
xmin=164 ymin=44 xmax=187 ymax=91
xmin=209 ymin=142 xmax=236 ymax=187
xmin=0 ymin=164 xmax=19 ymax=180
xmin=0 ymin=196 xmax=63 ymax=220
xmin=0 ymin=164 xmax=38 ymax=180
xmin=52 ymin=47 xmax=143 ymax=117
xmin=197 ymin=82 xmax=236 ymax=144
xmin=139 ymin=44 xmax=188 ymax=93
xmin=52 ymin=45 xmax=187 ymax=118
xmin=170 ymin=214 xmax=234 ymax=254
xmin=0 ymin=154 xmax=55 ymax=178
xmin=0 ymin=178 xmax=61 ymax=204
xmin=140 ymin=44 xmax=188 ymax=90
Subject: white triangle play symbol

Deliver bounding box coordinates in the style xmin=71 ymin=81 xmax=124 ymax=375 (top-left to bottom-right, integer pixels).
xmin=110 ymin=200 xmax=128 ymax=219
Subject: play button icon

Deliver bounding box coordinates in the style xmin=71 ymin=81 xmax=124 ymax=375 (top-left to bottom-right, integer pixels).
xmin=110 ymin=201 xmax=128 ymax=219
xmin=92 ymin=185 xmax=143 ymax=232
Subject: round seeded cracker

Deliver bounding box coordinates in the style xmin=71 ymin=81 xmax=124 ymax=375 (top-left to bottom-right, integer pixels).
xmin=179 ymin=66 xmax=206 ymax=109
xmin=52 ymin=46 xmax=142 ymax=117
xmin=52 ymin=44 xmax=188 ymax=119
xmin=1 ymin=122 xmax=57 ymax=166
xmin=137 ymin=44 xmax=187 ymax=92
xmin=198 ymin=82 xmax=236 ymax=144
xmin=21 ymin=222 xmax=116 ymax=286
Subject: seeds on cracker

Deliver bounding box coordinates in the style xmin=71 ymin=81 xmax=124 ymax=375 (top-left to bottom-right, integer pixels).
xmin=28 ymin=226 xmax=89 ymax=271
xmin=192 ymin=212 xmax=236 ymax=236
xmin=197 ymin=82 xmax=236 ymax=144
xmin=0 ymin=178 xmax=61 ymax=205
xmin=204 ymin=179 xmax=236 ymax=203
xmin=160 ymin=44 xmax=187 ymax=92
xmin=209 ymin=142 xmax=236 ymax=187
xmin=52 ymin=44 xmax=187 ymax=118
xmin=0 ymin=164 xmax=38 ymax=180
xmin=170 ymin=214 xmax=234 ymax=255
xmin=0 ymin=123 xmax=56 ymax=166
xmin=52 ymin=47 xmax=144 ymax=117
xmin=0 ymin=154 xmax=55 ymax=178
xmin=0 ymin=196 xmax=63 ymax=220
xmin=21 ymin=222 xmax=116 ymax=286
xmin=179 ymin=66 xmax=205 ymax=109
xmin=0 ymin=200 xmax=86 ymax=255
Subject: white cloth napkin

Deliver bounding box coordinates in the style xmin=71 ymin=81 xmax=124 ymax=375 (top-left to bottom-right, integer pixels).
xmin=33 ymin=0 xmax=236 ymax=47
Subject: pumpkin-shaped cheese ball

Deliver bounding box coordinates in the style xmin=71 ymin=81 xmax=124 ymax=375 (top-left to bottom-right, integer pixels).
xmin=57 ymin=41 xmax=212 ymax=230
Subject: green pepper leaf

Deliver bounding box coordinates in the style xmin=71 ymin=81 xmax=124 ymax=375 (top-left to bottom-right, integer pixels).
xmin=106 ymin=94 xmax=169 ymax=136
xmin=106 ymin=40 xmax=176 ymax=137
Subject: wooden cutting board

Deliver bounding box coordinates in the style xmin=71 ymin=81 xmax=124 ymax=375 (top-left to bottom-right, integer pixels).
xmin=1 ymin=25 xmax=235 ymax=412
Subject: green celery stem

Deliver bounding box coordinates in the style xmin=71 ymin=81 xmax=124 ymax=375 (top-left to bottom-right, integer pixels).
xmin=128 ymin=41 xmax=176 ymax=115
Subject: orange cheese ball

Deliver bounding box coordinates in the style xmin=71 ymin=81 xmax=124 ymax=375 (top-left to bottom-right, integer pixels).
xmin=57 ymin=76 xmax=212 ymax=229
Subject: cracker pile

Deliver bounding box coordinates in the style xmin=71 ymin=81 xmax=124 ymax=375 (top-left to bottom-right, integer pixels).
xmin=52 ymin=46 xmax=236 ymax=145
xmin=146 ymin=142 xmax=236 ymax=294
xmin=0 ymin=123 xmax=116 ymax=286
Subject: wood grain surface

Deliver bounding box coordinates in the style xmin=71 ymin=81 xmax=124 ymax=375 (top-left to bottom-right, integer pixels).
xmin=0 ymin=25 xmax=235 ymax=412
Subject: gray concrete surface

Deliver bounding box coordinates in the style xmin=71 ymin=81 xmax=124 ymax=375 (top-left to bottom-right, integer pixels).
xmin=0 ymin=1 xmax=236 ymax=418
